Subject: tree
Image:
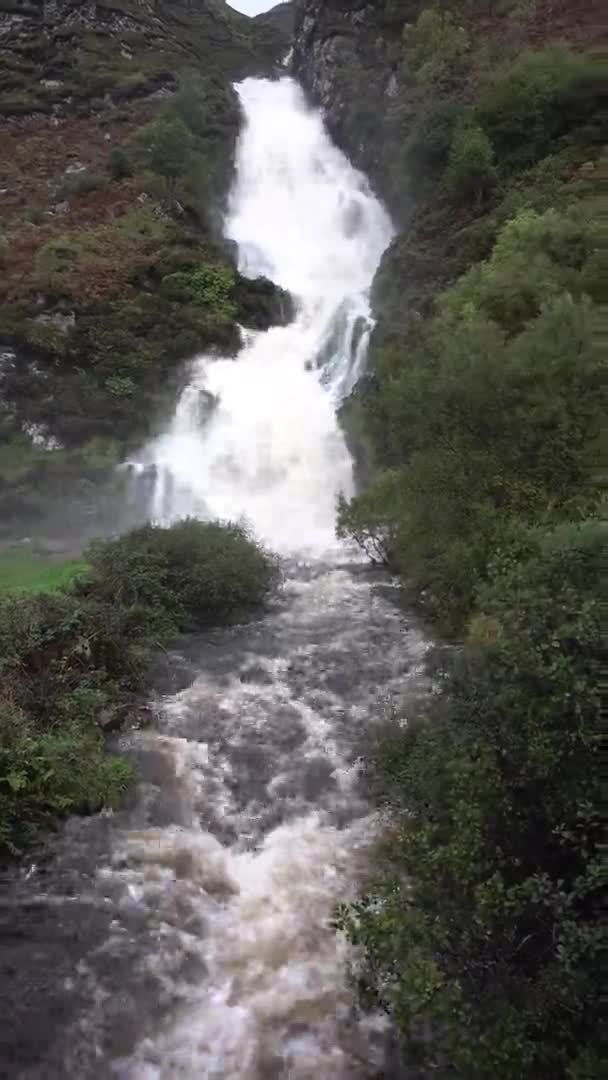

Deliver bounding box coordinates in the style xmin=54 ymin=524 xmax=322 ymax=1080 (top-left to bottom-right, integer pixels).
xmin=145 ymin=114 xmax=195 ymax=206
xmin=447 ymin=121 xmax=497 ymax=205
xmin=406 ymin=7 xmax=470 ymax=88
xmin=337 ymin=523 xmax=603 ymax=1077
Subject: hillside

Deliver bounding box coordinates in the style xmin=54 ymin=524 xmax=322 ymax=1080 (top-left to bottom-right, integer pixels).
xmin=294 ymin=1 xmax=604 ymax=1076
xmin=255 ymin=1 xmax=295 ymax=38
xmin=0 ymin=0 xmax=291 ymax=542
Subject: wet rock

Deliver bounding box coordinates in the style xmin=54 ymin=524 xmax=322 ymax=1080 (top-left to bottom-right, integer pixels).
xmin=234 ymin=274 xmax=295 ymax=330
xmin=33 ymin=310 xmax=75 ymax=334
xmin=0 ymin=348 xmax=16 ymax=370
xmin=97 ymin=700 xmax=155 ymax=734
xmin=64 ymin=160 xmax=86 ymax=176
xmin=239 ymin=663 xmax=274 ymax=685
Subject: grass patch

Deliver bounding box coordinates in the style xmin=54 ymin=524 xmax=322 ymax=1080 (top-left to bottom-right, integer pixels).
xmin=0 ymin=549 xmax=90 ymax=594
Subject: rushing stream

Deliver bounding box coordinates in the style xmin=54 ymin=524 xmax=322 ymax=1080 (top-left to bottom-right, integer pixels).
xmin=1 ymin=79 xmax=429 ymax=1079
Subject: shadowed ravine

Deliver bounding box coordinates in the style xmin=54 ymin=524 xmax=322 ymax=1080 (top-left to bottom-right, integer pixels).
xmin=1 ymin=79 xmax=429 ymax=1078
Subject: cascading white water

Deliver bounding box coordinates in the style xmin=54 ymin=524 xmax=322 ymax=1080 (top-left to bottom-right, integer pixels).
xmin=4 ymin=78 xmax=431 ymax=1080
xmin=138 ymin=77 xmax=393 ymax=552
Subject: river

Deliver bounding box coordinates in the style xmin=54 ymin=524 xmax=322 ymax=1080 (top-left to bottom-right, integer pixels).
xmin=1 ymin=78 xmax=429 ymax=1079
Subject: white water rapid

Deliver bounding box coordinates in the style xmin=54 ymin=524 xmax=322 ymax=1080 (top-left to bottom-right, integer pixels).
xmin=136 ymin=77 xmax=392 ymax=552
xmin=2 ymin=79 xmax=430 ymax=1080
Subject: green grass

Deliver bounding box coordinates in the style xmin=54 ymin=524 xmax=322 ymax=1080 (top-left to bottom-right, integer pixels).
xmin=0 ymin=550 xmax=89 ymax=593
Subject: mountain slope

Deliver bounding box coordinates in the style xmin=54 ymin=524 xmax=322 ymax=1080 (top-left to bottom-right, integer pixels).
xmin=0 ymin=0 xmax=291 ymax=542
xmin=294 ymin=2 xmax=604 ymax=1076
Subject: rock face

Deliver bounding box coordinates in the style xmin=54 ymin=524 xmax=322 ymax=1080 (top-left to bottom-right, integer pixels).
xmin=0 ymin=0 xmax=288 ymax=120
xmin=292 ymin=0 xmax=603 ymax=223
xmin=293 ymin=1 xmax=419 ymax=221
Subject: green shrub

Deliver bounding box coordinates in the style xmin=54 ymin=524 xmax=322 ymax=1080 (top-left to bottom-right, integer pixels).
xmin=0 ymin=693 xmax=132 ymax=853
xmin=167 ymin=74 xmax=241 ymax=200
xmin=0 ymin=520 xmax=279 ymax=854
xmin=24 ymin=206 xmax=46 ymax=226
xmin=137 ymin=113 xmax=196 ymax=204
xmin=170 ymin=77 xmax=209 ymax=140
xmin=61 ymin=170 xmax=108 ymax=197
xmin=106 ymin=145 xmax=133 ymax=180
xmin=476 ymin=46 xmax=605 ymax=174
xmin=160 ymin=263 xmax=236 ymax=319
xmin=446 ymin=121 xmax=497 ymax=204
xmin=407 ymin=7 xmax=470 ymax=88
xmin=80 ymin=519 xmax=279 ymax=633
xmin=338 ymin=203 xmax=603 ymax=631
xmin=403 ymin=97 xmax=465 ymax=186
xmin=336 ymin=470 xmax=405 ymax=564
xmin=338 ymin=523 xmax=602 ymax=1076
xmin=440 ymin=206 xmax=596 ymax=334
xmin=104 ymin=374 xmax=135 ymax=398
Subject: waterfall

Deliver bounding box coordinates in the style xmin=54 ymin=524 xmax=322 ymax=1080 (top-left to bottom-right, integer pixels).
xmin=134 ymin=77 xmax=392 ymax=553
xmin=4 ymin=78 xmax=431 ymax=1080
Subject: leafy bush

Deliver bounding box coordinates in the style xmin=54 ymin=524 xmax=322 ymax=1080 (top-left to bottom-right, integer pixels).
xmin=339 ymin=204 xmax=603 ymax=631
xmin=337 ymin=12 xmax=604 ymax=1078
xmin=104 ymin=374 xmax=135 ymax=398
xmin=106 ymin=145 xmax=133 ymax=180
xmin=60 ymin=170 xmax=108 ymax=197
xmin=476 ymin=46 xmax=605 ymax=174
xmin=446 ymin=122 xmax=497 ymax=204
xmin=440 ymin=206 xmax=596 ymax=334
xmin=338 ymin=523 xmax=602 ymax=1076
xmin=336 ymin=470 xmax=405 ymax=564
xmin=80 ymin=519 xmax=279 ymax=633
xmin=0 ymin=520 xmax=279 ymax=853
xmin=161 ymin=263 xmax=237 ymax=319
xmin=403 ymin=97 xmax=465 ymax=186
xmin=168 ymin=74 xmax=241 ymax=200
xmin=137 ymin=113 xmax=195 ymax=204
xmin=407 ymin=7 xmax=470 ymax=88
xmin=0 ymin=695 xmax=132 ymax=854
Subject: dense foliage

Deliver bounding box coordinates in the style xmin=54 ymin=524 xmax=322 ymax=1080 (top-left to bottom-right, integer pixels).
xmin=337 ymin=524 xmax=602 ymax=1077
xmin=339 ymin=204 xmax=603 ymax=633
xmin=0 ymin=520 xmax=278 ymax=855
xmin=335 ymin=4 xmax=604 ymax=1075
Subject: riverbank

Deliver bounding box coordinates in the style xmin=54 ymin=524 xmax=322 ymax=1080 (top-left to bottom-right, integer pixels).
xmin=294 ymin=1 xmax=603 ymax=1073
xmin=0 ymin=521 xmax=278 ymax=857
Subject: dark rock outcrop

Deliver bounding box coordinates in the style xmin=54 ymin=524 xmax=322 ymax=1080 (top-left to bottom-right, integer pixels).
xmin=0 ymin=0 xmax=291 ymax=120
xmin=292 ymin=1 xmax=421 ymax=222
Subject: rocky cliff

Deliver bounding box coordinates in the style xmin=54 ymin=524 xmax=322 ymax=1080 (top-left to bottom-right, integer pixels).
xmin=0 ymin=0 xmax=285 ymax=116
xmin=293 ymin=0 xmax=604 ymax=326
xmin=0 ymin=0 xmax=291 ymax=544
xmin=293 ymin=1 xmax=416 ymax=220
xmin=293 ymin=0 xmax=604 ymax=223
